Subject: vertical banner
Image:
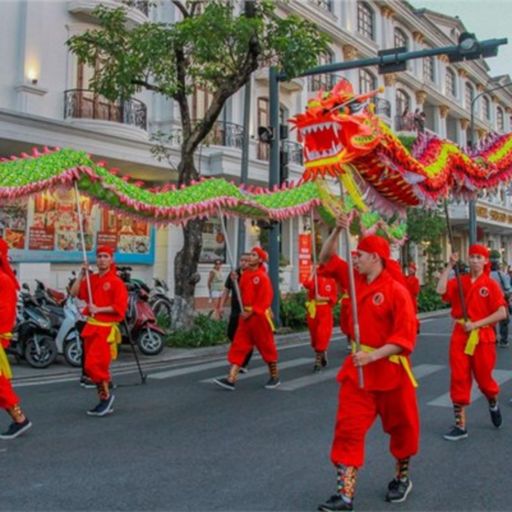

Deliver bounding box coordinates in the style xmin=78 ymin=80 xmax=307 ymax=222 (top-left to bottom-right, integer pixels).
xmin=298 ymin=233 xmax=312 ymax=285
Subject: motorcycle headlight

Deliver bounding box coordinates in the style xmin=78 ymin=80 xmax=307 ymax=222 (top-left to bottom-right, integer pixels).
xmin=38 ymin=317 xmax=51 ymax=330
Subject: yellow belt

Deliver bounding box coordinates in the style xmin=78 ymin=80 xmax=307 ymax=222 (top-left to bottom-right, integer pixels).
xmin=456 ymin=319 xmax=479 ymax=356
xmin=86 ymin=318 xmax=122 ymax=360
xmin=244 ymin=307 xmax=276 ymax=333
xmin=352 ymin=342 xmax=418 ymax=388
xmin=305 ymin=300 xmax=329 ymax=319
xmin=0 ymin=333 xmax=13 ymax=379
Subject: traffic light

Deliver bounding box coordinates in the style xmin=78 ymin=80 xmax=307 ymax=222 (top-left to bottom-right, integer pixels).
xmin=448 ymin=32 xmax=505 ymax=63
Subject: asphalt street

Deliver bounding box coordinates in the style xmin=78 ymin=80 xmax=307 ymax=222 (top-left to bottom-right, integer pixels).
xmin=2 ymin=313 xmax=512 ymax=511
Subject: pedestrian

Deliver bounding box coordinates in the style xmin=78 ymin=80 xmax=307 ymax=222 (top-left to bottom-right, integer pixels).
xmin=318 ymin=215 xmax=419 ymax=511
xmin=216 ymin=252 xmax=253 ymax=372
xmin=489 ymin=256 xmax=511 ymax=347
xmin=303 ymin=264 xmax=337 ymax=372
xmin=214 ymin=246 xmax=280 ymax=390
xmin=70 ymin=246 xmax=128 ymax=417
xmin=0 ymin=238 xmax=32 ymax=440
xmin=208 ymin=259 xmax=224 ymax=317
xmin=405 ymin=262 xmax=421 ymax=333
xmin=436 ymin=245 xmax=507 ymax=441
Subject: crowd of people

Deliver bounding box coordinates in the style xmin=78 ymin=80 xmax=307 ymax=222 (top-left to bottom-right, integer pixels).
xmin=0 ymin=212 xmax=510 ymax=512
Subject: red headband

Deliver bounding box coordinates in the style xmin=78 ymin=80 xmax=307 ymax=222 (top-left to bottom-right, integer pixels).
xmin=357 ymin=235 xmax=390 ymax=261
xmin=96 ymin=245 xmax=114 ymax=256
xmin=251 ymin=246 xmax=268 ymax=262
xmin=469 ymin=244 xmax=489 ymax=259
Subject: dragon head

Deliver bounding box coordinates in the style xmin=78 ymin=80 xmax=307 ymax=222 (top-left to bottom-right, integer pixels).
xmin=290 ymin=80 xmax=383 ymax=180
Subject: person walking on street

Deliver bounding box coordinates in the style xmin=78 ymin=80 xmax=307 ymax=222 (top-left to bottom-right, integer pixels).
xmin=490 ymin=256 xmax=511 ymax=347
xmin=208 ymin=259 xmax=224 ymax=317
xmin=216 ymin=252 xmax=253 ymax=372
xmin=0 ymin=238 xmax=32 ymax=440
xmin=70 ymin=246 xmax=128 ymax=417
xmin=214 ymin=246 xmax=280 ymax=390
xmin=436 ymin=245 xmax=507 ymax=441
xmin=317 ymin=215 xmax=419 ymax=511
xmin=303 ymin=265 xmax=337 ymax=372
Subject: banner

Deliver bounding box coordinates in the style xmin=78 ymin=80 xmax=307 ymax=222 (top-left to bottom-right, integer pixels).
xmin=298 ymin=233 xmax=312 ymax=285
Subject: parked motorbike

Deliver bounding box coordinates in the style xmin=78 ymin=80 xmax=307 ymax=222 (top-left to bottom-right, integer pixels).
xmin=149 ymin=277 xmax=173 ymax=320
xmin=8 ymin=284 xmax=58 ymax=368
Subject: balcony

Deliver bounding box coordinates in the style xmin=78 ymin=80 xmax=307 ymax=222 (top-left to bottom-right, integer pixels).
xmin=168 ymin=121 xmax=244 ymax=149
xmin=257 ymin=141 xmax=304 ymax=165
xmin=64 ymin=89 xmax=147 ymax=131
xmin=67 ymin=0 xmax=149 ymax=25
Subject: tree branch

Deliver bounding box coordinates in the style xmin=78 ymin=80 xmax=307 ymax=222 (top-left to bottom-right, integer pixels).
xmin=171 ymin=1 xmax=189 ymax=18
xmin=131 ymin=79 xmax=170 ymax=96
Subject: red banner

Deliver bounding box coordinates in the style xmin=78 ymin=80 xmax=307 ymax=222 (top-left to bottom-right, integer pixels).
xmin=298 ymin=233 xmax=312 ymax=285
xmin=28 ymin=227 xmax=54 ymax=251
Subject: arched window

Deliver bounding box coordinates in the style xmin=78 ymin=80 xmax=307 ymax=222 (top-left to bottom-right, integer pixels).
xmin=497 ymin=106 xmax=505 ymax=131
xmin=394 ymin=27 xmax=408 ymax=50
xmin=358 ymin=69 xmax=376 ymax=94
xmin=423 ymin=53 xmax=435 ymax=83
xmin=465 ymin=82 xmax=474 ymax=109
xmin=357 ymin=2 xmax=374 ymax=40
xmin=446 ymin=68 xmax=456 ymax=97
xmin=396 ymin=89 xmax=410 ymax=117
xmin=309 ymin=50 xmax=335 ymax=92
xmin=483 ymin=96 xmax=491 ymax=120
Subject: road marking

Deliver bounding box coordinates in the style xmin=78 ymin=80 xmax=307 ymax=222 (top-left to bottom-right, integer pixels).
xmin=411 ymin=364 xmax=445 ymax=379
xmin=418 ymin=333 xmax=449 ymax=337
xmin=201 ymin=358 xmax=312 ymax=383
xmin=150 ymin=360 xmax=230 ymax=380
xmin=428 ymin=369 xmax=512 ymax=407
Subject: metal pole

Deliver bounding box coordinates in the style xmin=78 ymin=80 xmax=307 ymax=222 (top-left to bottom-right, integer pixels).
xmin=268 ymin=67 xmax=280 ymax=324
xmin=237 ymin=77 xmax=252 ymax=261
xmin=310 ymin=210 xmax=318 ymax=297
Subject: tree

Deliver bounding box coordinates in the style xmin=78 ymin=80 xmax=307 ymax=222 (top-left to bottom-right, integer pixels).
xmin=68 ymin=0 xmax=328 ymax=328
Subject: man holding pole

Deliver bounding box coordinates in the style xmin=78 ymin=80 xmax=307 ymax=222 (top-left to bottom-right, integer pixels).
xmin=214 ymin=246 xmax=280 ymax=390
xmin=436 ymin=245 xmax=507 ymax=441
xmin=70 ymin=246 xmax=128 ymax=417
xmin=0 ymin=238 xmax=32 ymax=440
xmin=317 ymin=214 xmax=419 ymax=511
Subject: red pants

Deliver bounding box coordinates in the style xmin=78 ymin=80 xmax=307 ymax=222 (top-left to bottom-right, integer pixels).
xmin=228 ymin=314 xmax=277 ymax=366
xmin=82 ymin=326 xmax=112 ymax=383
xmin=0 ymin=375 xmax=19 ymax=410
xmin=449 ymin=328 xmax=499 ymax=405
xmin=331 ymin=373 xmax=420 ymax=468
xmin=307 ymin=305 xmax=333 ymax=353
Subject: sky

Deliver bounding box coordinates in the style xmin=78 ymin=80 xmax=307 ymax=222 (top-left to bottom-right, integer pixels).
xmin=408 ymin=0 xmax=512 ymax=78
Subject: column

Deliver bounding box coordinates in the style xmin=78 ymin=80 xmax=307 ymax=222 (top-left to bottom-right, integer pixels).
xmin=459 ymin=118 xmax=469 ymax=148
xmin=342 ymin=44 xmax=359 ymax=87
xmin=438 ymin=105 xmax=449 ymax=138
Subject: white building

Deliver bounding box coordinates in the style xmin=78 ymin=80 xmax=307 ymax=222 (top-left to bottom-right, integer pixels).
xmin=1 ymin=0 xmax=511 ymax=301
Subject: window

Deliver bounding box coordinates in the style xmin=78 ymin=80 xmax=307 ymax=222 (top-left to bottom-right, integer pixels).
xmin=309 ymin=50 xmax=335 ymax=92
xmin=311 ymin=0 xmax=332 ymax=11
xmin=394 ymin=28 xmax=408 ymax=50
xmin=396 ymin=89 xmax=410 ymax=117
xmin=446 ymin=68 xmax=456 ymax=97
xmin=358 ymin=69 xmax=376 ymax=94
xmin=497 ymin=107 xmax=505 ymax=131
xmin=465 ymin=82 xmax=474 ymax=109
xmin=257 ymin=98 xmax=287 ymax=161
xmin=423 ymin=54 xmax=435 ymax=83
xmin=357 ymin=2 xmax=374 ymax=40
xmin=483 ymin=96 xmax=491 ymax=121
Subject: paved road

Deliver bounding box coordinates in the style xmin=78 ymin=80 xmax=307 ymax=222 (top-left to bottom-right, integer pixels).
xmin=2 ymin=314 xmax=512 ymax=511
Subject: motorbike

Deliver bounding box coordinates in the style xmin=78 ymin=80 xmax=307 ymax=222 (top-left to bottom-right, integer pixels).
xmin=8 ymin=284 xmax=58 ymax=368
xmin=149 ymin=277 xmax=173 ymax=320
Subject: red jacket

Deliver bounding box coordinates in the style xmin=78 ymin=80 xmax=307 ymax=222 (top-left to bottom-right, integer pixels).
xmin=239 ymin=265 xmax=273 ymax=315
xmin=303 ymin=275 xmax=338 ymax=306
xmin=0 ymin=270 xmax=17 ymax=342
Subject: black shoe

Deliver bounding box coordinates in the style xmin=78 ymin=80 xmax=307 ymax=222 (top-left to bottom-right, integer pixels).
xmin=313 ymin=363 xmax=322 ymax=373
xmin=213 ymin=377 xmax=235 ymax=391
xmin=80 ymin=376 xmax=96 ymax=389
xmin=321 ymin=353 xmax=328 ymax=367
xmin=87 ymin=395 xmax=115 ymax=417
xmin=0 ymin=418 xmax=32 ymax=440
xmin=443 ymin=425 xmax=468 ymax=441
xmin=490 ymin=404 xmax=503 ymax=428
xmin=239 ymin=366 xmax=249 ymax=374
xmin=499 ymin=340 xmax=509 ymax=348
xmin=386 ymin=478 xmax=412 ymax=503
xmin=265 ymin=377 xmax=281 ymax=389
xmin=318 ymin=494 xmax=353 ymax=511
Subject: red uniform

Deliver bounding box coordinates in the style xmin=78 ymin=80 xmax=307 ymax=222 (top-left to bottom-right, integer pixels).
xmin=304 ymin=274 xmax=337 ymax=352
xmin=228 ymin=264 xmax=277 ymax=366
xmin=323 ymin=255 xmax=419 ymax=468
xmin=78 ymin=269 xmax=128 ymax=383
xmin=0 ymin=270 xmax=20 ymax=410
xmin=405 ymin=275 xmax=420 ymax=314
xmin=442 ymin=273 xmax=506 ymax=405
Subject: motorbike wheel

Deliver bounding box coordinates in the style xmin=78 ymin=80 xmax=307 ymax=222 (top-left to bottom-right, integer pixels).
xmin=63 ymin=336 xmax=82 ymax=367
xmin=24 ymin=336 xmax=58 ymax=369
xmin=136 ymin=329 xmax=164 ymax=356
xmin=151 ymin=298 xmax=172 ymax=321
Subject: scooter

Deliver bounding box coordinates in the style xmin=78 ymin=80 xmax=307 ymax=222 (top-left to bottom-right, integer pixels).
xmin=54 ymin=296 xmax=82 ymax=367
xmin=149 ymin=277 xmax=173 ymax=321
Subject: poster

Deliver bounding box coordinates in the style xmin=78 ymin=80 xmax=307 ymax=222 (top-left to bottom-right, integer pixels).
xmin=0 ymin=199 xmax=28 ymax=249
xmin=199 ymin=218 xmax=226 ymax=263
xmin=298 ymin=233 xmax=312 ymax=284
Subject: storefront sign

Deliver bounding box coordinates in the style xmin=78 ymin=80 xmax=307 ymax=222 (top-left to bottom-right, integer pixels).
xmin=298 ymin=233 xmax=312 ymax=284
xmin=28 ymin=228 xmax=55 ymax=251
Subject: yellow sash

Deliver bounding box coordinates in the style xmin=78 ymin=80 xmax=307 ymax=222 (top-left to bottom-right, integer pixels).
xmin=352 ymin=342 xmax=418 ymax=388
xmin=86 ymin=318 xmax=122 ymax=360
xmin=244 ymin=307 xmax=276 ymax=332
xmin=0 ymin=333 xmax=13 ymax=379
xmin=456 ymin=319 xmax=479 ymax=356
xmin=305 ymin=300 xmax=329 ymax=319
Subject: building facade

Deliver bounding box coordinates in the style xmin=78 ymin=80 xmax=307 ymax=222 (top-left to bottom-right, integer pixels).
xmin=0 ymin=0 xmax=511 ymax=298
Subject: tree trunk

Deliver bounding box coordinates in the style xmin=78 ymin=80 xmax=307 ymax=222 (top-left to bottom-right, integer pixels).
xmin=170 ymin=153 xmax=204 ymax=330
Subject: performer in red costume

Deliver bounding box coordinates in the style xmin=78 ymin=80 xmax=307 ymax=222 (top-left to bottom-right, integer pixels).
xmin=303 ymin=265 xmax=337 ymax=371
xmin=317 ymin=214 xmax=419 ymax=511
xmin=0 ymin=239 xmax=32 ymax=440
xmin=70 ymin=246 xmax=128 ymax=416
xmin=214 ymin=246 xmax=280 ymax=390
xmin=405 ymin=262 xmax=421 ymax=333
xmin=437 ymin=244 xmax=507 ymax=441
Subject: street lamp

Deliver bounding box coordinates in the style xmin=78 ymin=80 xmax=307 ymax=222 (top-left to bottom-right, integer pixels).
xmin=468 ymin=82 xmax=512 ymax=244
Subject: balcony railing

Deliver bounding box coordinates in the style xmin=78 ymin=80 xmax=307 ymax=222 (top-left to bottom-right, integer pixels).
xmin=168 ymin=121 xmax=244 ymax=149
xmin=395 ymin=113 xmax=416 ymax=132
xmin=64 ymin=89 xmax=147 ymax=130
xmin=373 ymin=97 xmax=391 ymax=117
xmin=282 ymin=141 xmax=304 ymax=165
